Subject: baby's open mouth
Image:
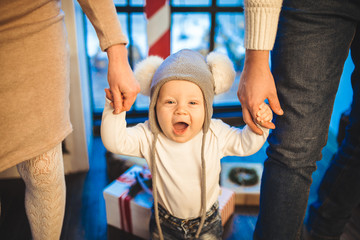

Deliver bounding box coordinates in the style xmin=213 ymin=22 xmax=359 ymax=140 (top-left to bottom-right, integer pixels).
xmin=173 ymin=122 xmax=189 ymax=134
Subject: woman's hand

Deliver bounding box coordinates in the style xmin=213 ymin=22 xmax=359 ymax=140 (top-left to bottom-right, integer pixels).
xmin=106 ymin=44 xmax=140 ymax=114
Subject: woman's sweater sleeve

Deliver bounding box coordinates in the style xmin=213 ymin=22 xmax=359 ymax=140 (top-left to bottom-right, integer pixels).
xmin=77 ymin=0 xmax=128 ymax=51
xmin=244 ymin=0 xmax=283 ymax=50
xmin=100 ymin=99 xmax=145 ymax=158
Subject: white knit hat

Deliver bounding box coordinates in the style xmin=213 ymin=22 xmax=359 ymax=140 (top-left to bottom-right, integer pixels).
xmin=134 ymin=49 xmax=235 ymax=239
xmin=135 ymin=49 xmax=235 ymax=135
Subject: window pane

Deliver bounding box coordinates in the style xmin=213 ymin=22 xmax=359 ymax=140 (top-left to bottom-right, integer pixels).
xmin=172 ymin=13 xmax=210 ymax=54
xmin=114 ymin=0 xmax=127 ymax=6
xmin=134 ymin=93 xmax=150 ymax=111
xmin=217 ymin=0 xmax=243 ymax=6
xmin=131 ymin=13 xmax=150 ymax=110
xmin=130 ymin=0 xmax=144 ymax=6
xmin=214 ymin=13 xmax=245 ymax=71
xmin=172 ymin=0 xmax=211 ymax=6
xmin=131 ymin=13 xmax=147 ymax=63
xmin=86 ymin=14 xmax=128 ymax=112
xmin=213 ymin=13 xmax=245 ymax=106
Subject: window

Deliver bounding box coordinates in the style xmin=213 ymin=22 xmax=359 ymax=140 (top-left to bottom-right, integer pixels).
xmin=86 ymin=0 xmax=245 ymax=131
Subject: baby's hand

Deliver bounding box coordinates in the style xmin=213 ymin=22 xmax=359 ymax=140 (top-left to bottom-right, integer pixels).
xmin=256 ymin=102 xmax=273 ymax=126
xmin=105 ymin=88 xmax=116 ymax=110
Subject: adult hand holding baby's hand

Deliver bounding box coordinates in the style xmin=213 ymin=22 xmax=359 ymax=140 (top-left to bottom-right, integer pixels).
xmin=256 ymin=102 xmax=274 ymax=129
xmin=238 ymin=50 xmax=283 ymax=135
xmin=106 ymin=44 xmax=140 ymax=114
xmin=105 ymin=88 xmax=114 ymax=108
xmin=104 ymin=87 xmax=137 ymax=115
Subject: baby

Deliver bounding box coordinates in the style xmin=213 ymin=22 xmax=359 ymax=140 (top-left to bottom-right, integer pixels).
xmin=101 ymin=49 xmax=272 ymax=240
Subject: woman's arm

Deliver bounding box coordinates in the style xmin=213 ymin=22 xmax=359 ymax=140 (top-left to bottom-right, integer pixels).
xmin=77 ymin=0 xmax=140 ymax=114
xmin=106 ymin=45 xmax=140 ymax=114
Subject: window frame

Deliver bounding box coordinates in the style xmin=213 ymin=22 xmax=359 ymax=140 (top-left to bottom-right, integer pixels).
xmin=90 ymin=0 xmax=245 ymax=135
xmin=114 ymin=2 xmax=244 ymax=67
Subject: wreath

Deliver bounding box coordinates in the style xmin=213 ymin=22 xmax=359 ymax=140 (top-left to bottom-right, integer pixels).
xmin=228 ymin=167 xmax=259 ymax=186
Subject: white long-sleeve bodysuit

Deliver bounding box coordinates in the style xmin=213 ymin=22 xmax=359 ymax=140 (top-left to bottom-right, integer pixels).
xmin=101 ymin=99 xmax=269 ymax=219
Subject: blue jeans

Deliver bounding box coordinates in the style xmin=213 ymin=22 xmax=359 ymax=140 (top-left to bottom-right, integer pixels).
xmin=149 ymin=202 xmax=223 ymax=240
xmin=253 ymin=1 xmax=360 ymax=239
xmin=305 ymin=25 xmax=360 ymax=240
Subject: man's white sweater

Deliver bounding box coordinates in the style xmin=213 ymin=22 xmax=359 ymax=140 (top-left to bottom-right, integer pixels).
xmin=244 ymin=0 xmax=283 ymax=50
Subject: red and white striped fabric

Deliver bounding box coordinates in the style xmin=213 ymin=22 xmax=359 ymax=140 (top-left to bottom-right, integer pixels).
xmin=145 ymin=0 xmax=171 ymax=59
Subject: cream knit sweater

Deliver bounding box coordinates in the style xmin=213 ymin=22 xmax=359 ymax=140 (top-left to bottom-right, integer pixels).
xmin=244 ymin=0 xmax=283 ymax=50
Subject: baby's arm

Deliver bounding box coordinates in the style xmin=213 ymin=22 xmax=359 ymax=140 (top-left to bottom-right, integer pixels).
xmin=214 ymin=104 xmax=273 ymax=156
xmin=256 ymin=102 xmax=273 ymax=127
xmin=101 ymin=91 xmax=145 ymax=157
xmin=213 ymin=118 xmax=270 ymax=157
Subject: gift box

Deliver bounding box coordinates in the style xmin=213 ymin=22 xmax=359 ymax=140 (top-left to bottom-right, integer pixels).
xmin=221 ymin=162 xmax=263 ymax=206
xmin=104 ymin=165 xmax=236 ymax=239
xmin=219 ymin=187 xmax=235 ymax=225
xmin=103 ymin=165 xmax=152 ymax=239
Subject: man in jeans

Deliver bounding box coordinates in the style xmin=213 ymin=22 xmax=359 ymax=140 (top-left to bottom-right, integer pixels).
xmin=238 ymin=0 xmax=360 ymax=239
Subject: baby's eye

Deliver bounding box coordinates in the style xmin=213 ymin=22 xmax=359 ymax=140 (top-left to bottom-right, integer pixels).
xmin=166 ymin=100 xmax=175 ymax=104
xmin=189 ymin=101 xmax=197 ymax=105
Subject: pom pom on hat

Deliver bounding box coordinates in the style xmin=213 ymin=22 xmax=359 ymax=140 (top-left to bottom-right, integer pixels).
xmin=206 ymin=52 xmax=236 ymax=95
xmin=134 ymin=55 xmax=164 ymax=96
xmin=134 ymin=51 xmax=235 ymax=97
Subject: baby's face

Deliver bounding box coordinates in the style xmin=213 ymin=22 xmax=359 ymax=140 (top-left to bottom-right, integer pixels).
xmin=156 ymin=80 xmax=205 ymax=143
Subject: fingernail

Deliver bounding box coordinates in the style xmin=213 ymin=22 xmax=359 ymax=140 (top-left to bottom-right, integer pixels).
xmin=115 ymin=108 xmax=120 ymax=114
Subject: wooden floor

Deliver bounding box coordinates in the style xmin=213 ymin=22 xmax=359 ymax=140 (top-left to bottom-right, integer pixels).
xmin=0 ymin=132 xmax=359 ymax=240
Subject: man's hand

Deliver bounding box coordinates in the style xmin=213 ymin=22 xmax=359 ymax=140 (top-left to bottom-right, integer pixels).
xmin=106 ymin=44 xmax=140 ymax=114
xmin=237 ymin=50 xmax=283 ymax=135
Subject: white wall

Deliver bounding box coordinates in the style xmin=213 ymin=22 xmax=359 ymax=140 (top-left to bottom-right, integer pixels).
xmin=61 ymin=0 xmax=92 ymax=174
